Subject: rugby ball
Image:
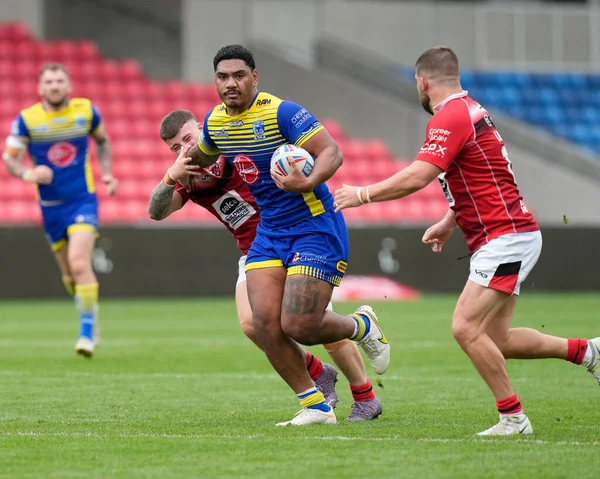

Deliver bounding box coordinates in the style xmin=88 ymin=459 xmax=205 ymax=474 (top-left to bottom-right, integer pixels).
xmin=270 ymin=144 xmax=314 ymax=177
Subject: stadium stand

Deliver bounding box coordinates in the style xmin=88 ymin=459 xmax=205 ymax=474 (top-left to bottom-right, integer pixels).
xmin=397 ymin=66 xmax=600 ymax=159
xmin=0 ymin=23 xmax=447 ymax=225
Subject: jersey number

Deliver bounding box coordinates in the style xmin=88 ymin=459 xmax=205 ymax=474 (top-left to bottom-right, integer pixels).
xmin=494 ymin=131 xmax=529 ymax=214
xmin=494 ymin=130 xmax=516 ymax=181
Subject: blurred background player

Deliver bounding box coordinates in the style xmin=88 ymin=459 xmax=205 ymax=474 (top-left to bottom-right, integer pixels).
xmin=184 ymin=45 xmax=390 ymax=426
xmin=147 ymin=109 xmax=383 ymax=420
xmin=334 ymin=46 xmax=600 ymax=436
xmin=2 ymin=62 xmax=118 ymax=358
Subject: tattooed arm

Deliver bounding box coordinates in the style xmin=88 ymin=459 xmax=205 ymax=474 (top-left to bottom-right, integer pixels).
xmin=148 ymin=177 xmax=184 ymax=221
xmin=91 ymin=129 xmax=119 ymax=195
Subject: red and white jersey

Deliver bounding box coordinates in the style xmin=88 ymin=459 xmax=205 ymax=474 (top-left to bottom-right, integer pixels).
xmin=176 ymin=157 xmax=259 ymax=255
xmin=415 ymin=91 xmax=539 ymax=252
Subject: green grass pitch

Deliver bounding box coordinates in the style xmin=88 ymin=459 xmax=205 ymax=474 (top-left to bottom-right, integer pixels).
xmin=1 ymin=294 xmax=599 ymax=478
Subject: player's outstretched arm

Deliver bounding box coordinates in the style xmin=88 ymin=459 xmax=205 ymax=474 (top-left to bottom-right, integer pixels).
xmin=334 ymin=160 xmax=442 ymax=211
xmin=3 ymin=135 xmax=53 ymax=184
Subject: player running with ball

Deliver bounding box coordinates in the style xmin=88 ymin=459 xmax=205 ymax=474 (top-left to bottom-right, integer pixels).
xmin=334 ymin=46 xmax=600 ymax=436
xmin=183 ymin=45 xmax=390 ymax=426
xmin=147 ymin=109 xmax=383 ymax=421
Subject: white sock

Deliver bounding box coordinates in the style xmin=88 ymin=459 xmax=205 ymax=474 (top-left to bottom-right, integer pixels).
xmin=500 ymin=412 xmax=526 ymax=420
xmin=582 ymin=340 xmax=594 ymax=366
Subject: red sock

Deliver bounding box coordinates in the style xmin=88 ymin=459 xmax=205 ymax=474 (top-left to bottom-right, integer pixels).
xmin=305 ymin=353 xmax=324 ymax=381
xmin=566 ymin=338 xmax=588 ymax=365
xmin=496 ymin=394 xmax=523 ymax=416
xmin=350 ymin=380 xmax=376 ymax=402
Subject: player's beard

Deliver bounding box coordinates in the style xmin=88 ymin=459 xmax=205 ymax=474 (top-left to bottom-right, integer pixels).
xmin=419 ymin=91 xmax=433 ymax=115
xmin=45 ymin=93 xmax=68 ymax=109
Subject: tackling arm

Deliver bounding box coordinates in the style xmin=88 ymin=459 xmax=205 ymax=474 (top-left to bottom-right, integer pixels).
xmin=148 ymin=174 xmax=184 ymax=221
xmin=366 ymin=161 xmax=442 ymax=202
xmin=333 ymin=160 xmax=442 ymax=212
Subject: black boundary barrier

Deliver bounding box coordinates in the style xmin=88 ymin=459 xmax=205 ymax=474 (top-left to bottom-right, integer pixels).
xmin=0 ymin=226 xmax=597 ymax=298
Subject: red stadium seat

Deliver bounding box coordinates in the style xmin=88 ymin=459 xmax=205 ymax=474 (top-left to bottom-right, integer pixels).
xmin=100 ymin=60 xmax=120 ymax=81
xmin=54 ymin=40 xmax=78 ymax=61
xmin=14 ymin=61 xmax=38 ymax=80
xmin=79 ymin=61 xmax=102 ymax=82
xmin=0 ymin=23 xmax=436 ymax=225
xmin=76 ymin=41 xmax=101 ymax=61
xmin=7 ymin=23 xmax=31 ymax=41
xmin=98 ymin=199 xmax=121 ymax=223
xmin=119 ymin=59 xmax=144 ymax=81
xmin=321 ymin=120 xmax=345 ymax=141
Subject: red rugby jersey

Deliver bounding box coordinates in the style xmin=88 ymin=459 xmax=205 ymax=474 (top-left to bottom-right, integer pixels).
xmin=415 ymin=92 xmax=539 ymax=252
xmin=176 ymin=157 xmax=259 ymax=255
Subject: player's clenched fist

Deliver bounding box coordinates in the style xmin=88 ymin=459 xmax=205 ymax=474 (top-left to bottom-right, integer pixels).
xmin=22 ymin=165 xmax=53 ymax=184
xmin=102 ymin=175 xmax=119 ymax=196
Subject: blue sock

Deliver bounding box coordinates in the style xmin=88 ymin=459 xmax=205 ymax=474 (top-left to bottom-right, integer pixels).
xmin=307 ymin=402 xmax=332 ymax=412
xmin=79 ymin=314 xmax=94 ymax=339
xmin=298 ymin=387 xmax=331 ymax=412
xmin=350 ymin=313 xmax=371 ymax=341
xmin=75 ymin=284 xmax=98 ymax=340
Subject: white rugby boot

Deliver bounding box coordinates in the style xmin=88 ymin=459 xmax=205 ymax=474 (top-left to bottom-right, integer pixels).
xmin=354 ymin=305 xmax=390 ymax=375
xmin=476 ymin=414 xmax=533 ymax=436
xmin=75 ymin=337 xmax=95 ymax=358
xmin=583 ymin=337 xmax=600 ymax=386
xmin=275 ymin=408 xmax=336 ymax=427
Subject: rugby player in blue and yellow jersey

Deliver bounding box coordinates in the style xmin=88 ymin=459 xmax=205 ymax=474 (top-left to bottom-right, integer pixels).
xmin=2 ymin=63 xmax=118 ymax=358
xmin=185 ymin=45 xmax=390 ymax=426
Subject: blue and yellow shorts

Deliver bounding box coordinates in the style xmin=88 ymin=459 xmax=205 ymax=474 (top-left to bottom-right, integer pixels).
xmin=41 ymin=195 xmax=98 ymax=252
xmin=246 ymin=209 xmax=349 ymax=286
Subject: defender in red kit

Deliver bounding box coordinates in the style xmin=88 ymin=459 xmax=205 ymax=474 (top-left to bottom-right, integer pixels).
xmin=147 ymin=110 xmax=383 ymax=421
xmin=334 ymin=47 xmax=600 ymax=436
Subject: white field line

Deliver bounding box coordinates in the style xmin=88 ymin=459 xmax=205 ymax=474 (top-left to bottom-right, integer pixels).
xmin=1 ymin=430 xmax=600 ymax=447
xmin=0 ymin=370 xmax=501 ymax=383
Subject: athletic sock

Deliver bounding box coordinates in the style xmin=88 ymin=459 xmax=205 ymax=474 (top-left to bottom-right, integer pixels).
xmin=75 ymin=283 xmax=98 ymax=340
xmin=582 ymin=340 xmax=595 ymax=366
xmin=305 ymin=352 xmax=324 ymax=381
xmin=350 ymin=379 xmax=376 ymax=402
xmin=349 ymin=313 xmax=371 ymax=341
xmin=496 ymin=394 xmax=523 ymax=417
xmin=298 ymin=387 xmax=331 ymax=412
xmin=61 ymin=276 xmax=75 ymax=296
xmin=566 ymin=338 xmax=588 ymax=365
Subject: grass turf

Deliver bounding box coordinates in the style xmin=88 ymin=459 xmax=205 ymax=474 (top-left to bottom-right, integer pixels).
xmin=1 ymin=294 xmax=599 ymax=478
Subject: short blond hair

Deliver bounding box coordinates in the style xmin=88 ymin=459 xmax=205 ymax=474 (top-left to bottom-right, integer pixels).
xmin=39 ymin=62 xmax=69 ymax=80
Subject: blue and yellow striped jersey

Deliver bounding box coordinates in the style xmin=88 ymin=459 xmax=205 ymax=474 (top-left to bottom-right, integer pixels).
xmin=12 ymin=98 xmax=103 ymax=203
xmin=198 ymin=92 xmax=334 ymax=229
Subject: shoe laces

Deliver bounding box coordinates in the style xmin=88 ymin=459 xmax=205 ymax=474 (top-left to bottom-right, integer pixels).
xmin=348 ymin=401 xmax=377 ymax=418
xmin=359 ymin=335 xmax=380 ymax=355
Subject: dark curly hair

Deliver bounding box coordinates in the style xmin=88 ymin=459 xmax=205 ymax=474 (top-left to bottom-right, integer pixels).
xmin=213 ymin=44 xmax=256 ymax=72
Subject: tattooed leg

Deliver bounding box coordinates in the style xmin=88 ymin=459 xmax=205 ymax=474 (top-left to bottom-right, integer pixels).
xmin=246 ymin=267 xmax=315 ymax=393
xmin=281 ymin=274 xmax=355 ymax=346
